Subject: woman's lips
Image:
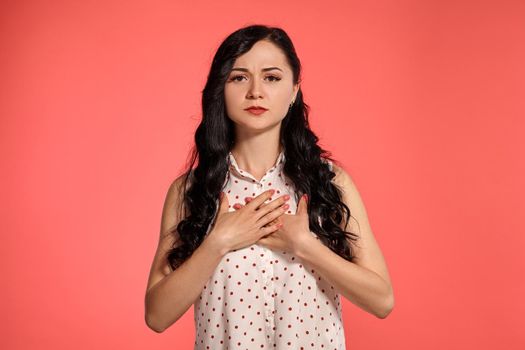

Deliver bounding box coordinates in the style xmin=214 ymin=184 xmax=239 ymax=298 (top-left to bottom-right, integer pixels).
xmin=245 ymin=108 xmax=268 ymax=116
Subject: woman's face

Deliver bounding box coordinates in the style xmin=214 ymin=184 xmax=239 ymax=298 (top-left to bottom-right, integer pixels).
xmin=224 ymin=40 xmax=299 ymax=133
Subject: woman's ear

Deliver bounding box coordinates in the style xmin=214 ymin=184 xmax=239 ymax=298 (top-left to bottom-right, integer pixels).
xmin=292 ymin=83 xmax=300 ymax=101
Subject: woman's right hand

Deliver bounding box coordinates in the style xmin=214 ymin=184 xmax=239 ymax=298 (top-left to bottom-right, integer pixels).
xmin=207 ymin=189 xmax=290 ymax=254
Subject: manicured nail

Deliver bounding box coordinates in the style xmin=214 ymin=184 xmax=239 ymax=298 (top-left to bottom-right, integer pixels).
xmin=283 ymin=194 xmax=290 ymax=200
xmin=269 ymin=189 xmax=275 ymax=195
xmin=304 ymin=194 xmax=308 ymax=203
xmin=283 ymin=204 xmax=289 ymax=210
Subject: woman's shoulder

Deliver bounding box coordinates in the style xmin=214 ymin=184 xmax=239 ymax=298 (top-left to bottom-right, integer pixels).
xmin=171 ymin=169 xmax=193 ymax=189
xmin=323 ymin=159 xmax=355 ymax=189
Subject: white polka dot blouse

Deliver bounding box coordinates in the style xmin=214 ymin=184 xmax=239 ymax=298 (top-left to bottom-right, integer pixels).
xmin=193 ymin=150 xmax=346 ymax=349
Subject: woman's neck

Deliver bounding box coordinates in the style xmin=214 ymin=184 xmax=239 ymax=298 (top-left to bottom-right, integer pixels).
xmin=230 ymin=142 xmax=283 ymax=181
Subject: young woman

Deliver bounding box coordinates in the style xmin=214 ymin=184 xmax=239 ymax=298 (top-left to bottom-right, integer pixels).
xmin=145 ymin=24 xmax=394 ymax=349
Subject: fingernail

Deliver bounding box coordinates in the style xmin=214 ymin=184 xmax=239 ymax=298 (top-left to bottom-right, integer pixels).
xmin=269 ymin=189 xmax=275 ymax=195
xmin=304 ymin=194 xmax=308 ymax=203
xmin=283 ymin=204 xmax=289 ymax=210
xmin=284 ymin=194 xmax=290 ymax=200
xmin=220 ymin=192 xmax=224 ymax=200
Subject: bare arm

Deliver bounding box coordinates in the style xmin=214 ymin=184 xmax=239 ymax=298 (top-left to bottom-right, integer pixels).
xmin=144 ymin=175 xmax=227 ymax=333
xmin=294 ymin=163 xmax=394 ymax=318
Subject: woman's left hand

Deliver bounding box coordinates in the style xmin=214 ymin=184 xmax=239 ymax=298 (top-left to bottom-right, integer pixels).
xmin=232 ymin=193 xmax=312 ymax=255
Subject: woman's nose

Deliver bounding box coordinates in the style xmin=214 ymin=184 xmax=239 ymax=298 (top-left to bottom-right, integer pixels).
xmin=247 ymin=79 xmax=262 ymax=99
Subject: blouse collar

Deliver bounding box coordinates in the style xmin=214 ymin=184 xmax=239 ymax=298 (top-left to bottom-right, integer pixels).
xmin=227 ymin=150 xmax=285 ymax=181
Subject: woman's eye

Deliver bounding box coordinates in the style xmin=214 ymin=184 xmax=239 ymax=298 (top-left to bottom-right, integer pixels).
xmin=266 ymin=75 xmax=282 ymax=82
xmin=230 ymin=75 xmax=245 ymax=82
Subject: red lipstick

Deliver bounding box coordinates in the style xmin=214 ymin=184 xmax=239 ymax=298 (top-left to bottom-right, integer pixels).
xmin=244 ymin=106 xmax=268 ymax=116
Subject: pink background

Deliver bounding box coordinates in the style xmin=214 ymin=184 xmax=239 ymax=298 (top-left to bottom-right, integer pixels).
xmin=2 ymin=0 xmax=524 ymax=349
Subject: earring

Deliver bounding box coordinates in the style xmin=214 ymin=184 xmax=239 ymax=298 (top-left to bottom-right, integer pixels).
xmin=289 ymin=100 xmax=295 ymax=109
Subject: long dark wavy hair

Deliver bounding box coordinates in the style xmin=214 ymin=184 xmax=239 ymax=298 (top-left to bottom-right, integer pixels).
xmin=167 ymin=24 xmax=360 ymax=271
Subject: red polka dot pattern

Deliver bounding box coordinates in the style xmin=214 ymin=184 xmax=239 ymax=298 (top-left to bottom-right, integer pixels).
xmin=195 ymin=151 xmax=345 ymax=349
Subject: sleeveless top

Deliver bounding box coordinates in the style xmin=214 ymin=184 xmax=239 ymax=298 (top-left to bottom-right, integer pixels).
xmin=193 ymin=150 xmax=346 ymax=349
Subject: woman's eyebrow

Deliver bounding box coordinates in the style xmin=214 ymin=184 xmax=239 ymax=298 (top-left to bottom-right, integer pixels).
xmin=230 ymin=67 xmax=283 ymax=73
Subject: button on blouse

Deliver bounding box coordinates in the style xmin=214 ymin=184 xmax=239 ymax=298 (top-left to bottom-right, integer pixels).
xmin=193 ymin=150 xmax=346 ymax=349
